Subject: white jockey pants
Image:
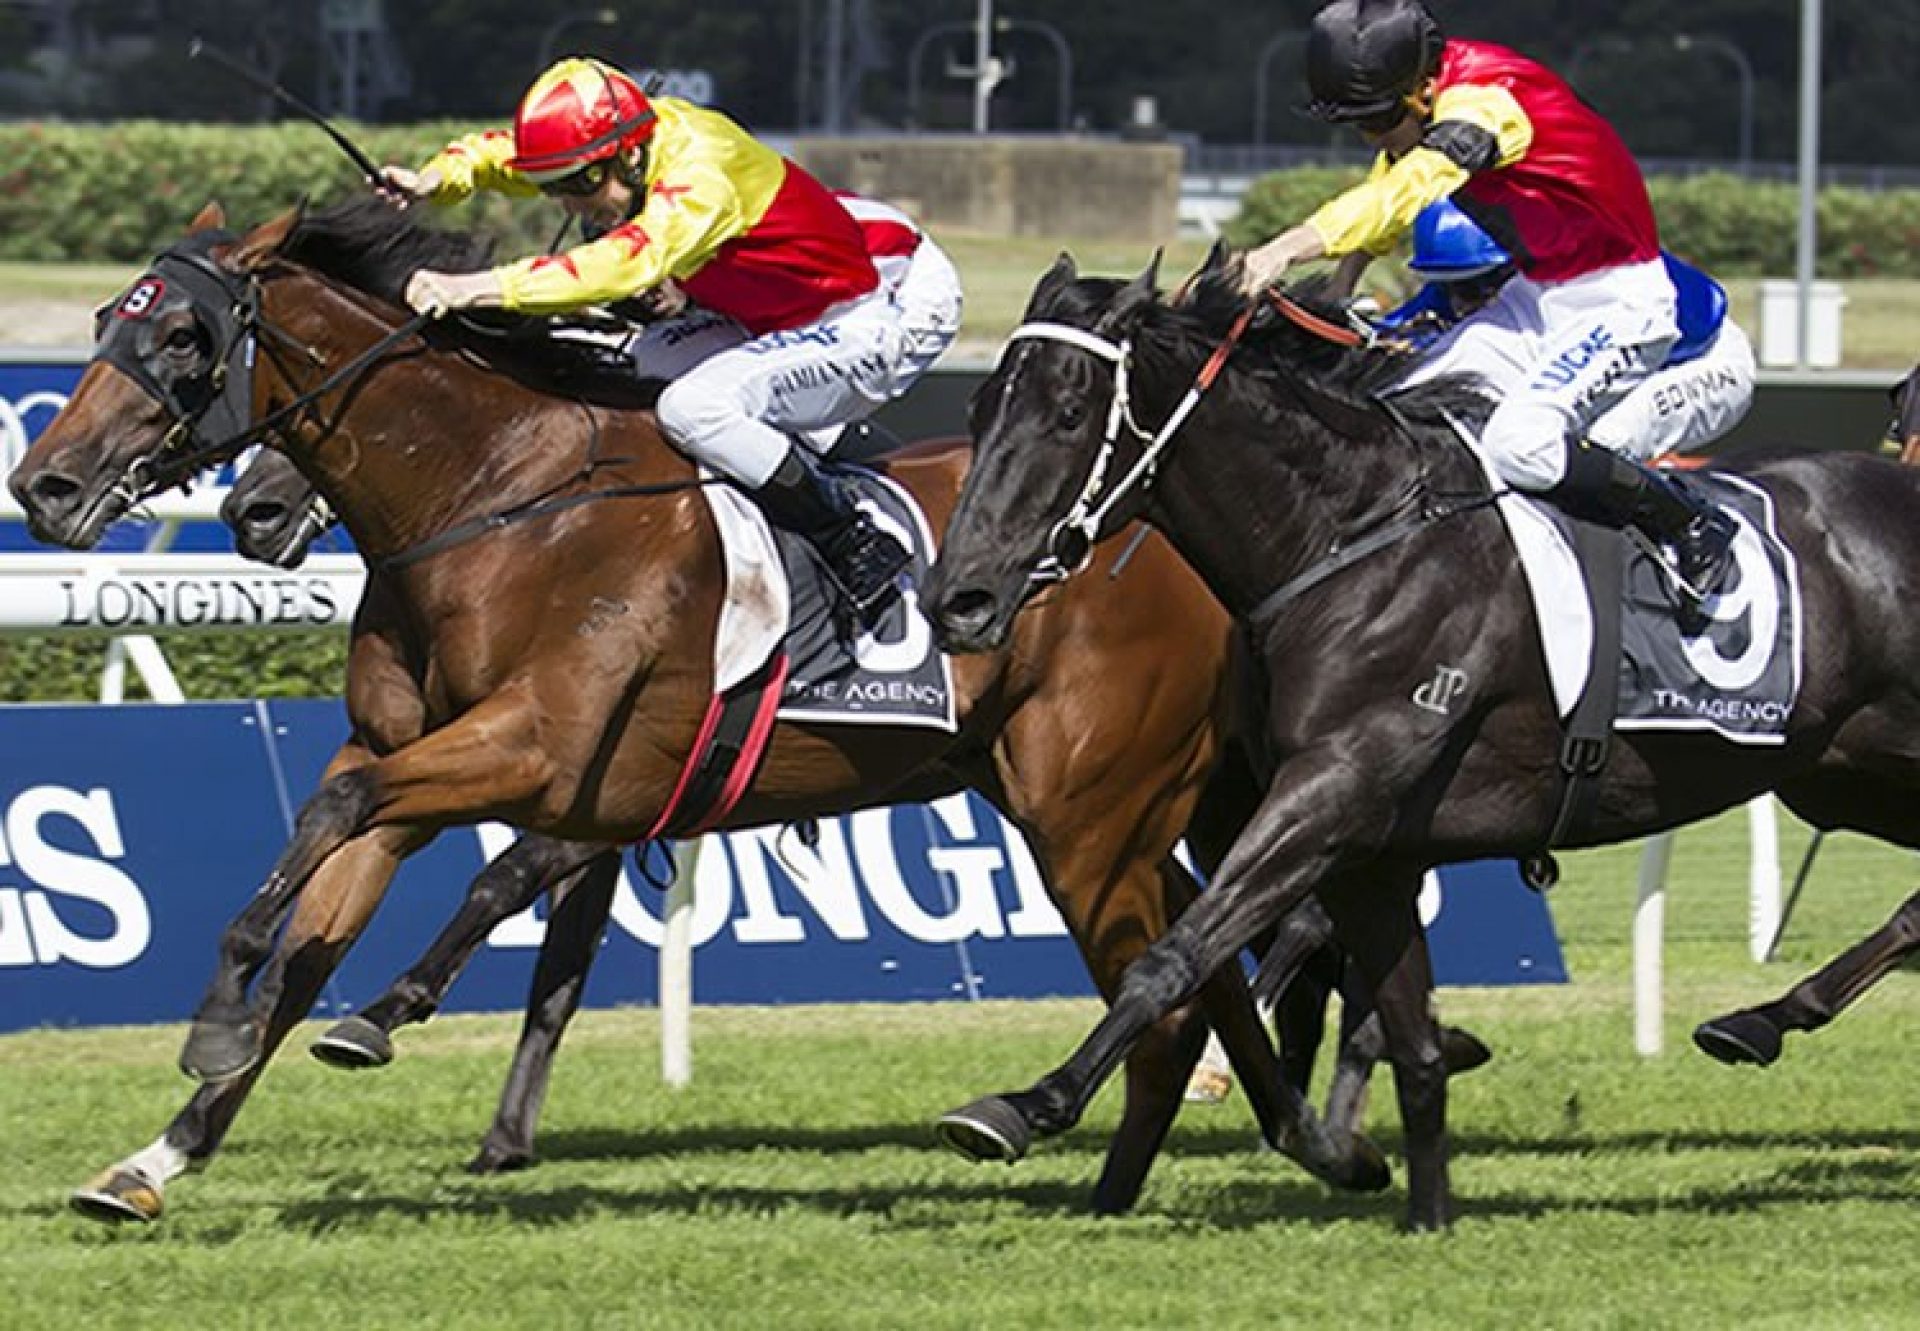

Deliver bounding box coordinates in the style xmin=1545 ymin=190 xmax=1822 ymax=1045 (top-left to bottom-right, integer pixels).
xmin=1394 ymin=257 xmax=1680 ymax=491
xmin=1586 ymin=319 xmax=1756 ymax=459
xmin=637 ymin=247 xmax=962 ymax=488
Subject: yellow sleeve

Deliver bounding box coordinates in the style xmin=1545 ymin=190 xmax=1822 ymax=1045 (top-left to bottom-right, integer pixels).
xmin=420 ymin=129 xmax=540 ymax=203
xmin=494 ymin=163 xmax=748 ymax=313
xmin=1303 ymin=84 xmax=1533 ymax=258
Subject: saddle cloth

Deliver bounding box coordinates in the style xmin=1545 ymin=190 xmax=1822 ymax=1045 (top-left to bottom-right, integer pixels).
xmin=702 ymin=463 xmax=957 ymax=733
xmin=1475 ymin=448 xmax=1803 ymax=745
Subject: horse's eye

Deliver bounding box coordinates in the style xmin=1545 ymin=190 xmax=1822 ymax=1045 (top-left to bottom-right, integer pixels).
xmin=1059 ymin=400 xmax=1087 ymax=430
xmin=165 ymin=326 xmax=201 ymax=353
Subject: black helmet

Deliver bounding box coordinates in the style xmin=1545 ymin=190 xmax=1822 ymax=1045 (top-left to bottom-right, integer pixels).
xmin=1304 ymin=0 xmax=1445 ymax=124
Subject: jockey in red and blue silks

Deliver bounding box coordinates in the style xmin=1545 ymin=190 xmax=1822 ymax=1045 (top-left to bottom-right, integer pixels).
xmin=1241 ymin=0 xmax=1737 ymax=602
xmin=377 ymin=58 xmax=919 ymax=627
xmin=1378 ymin=200 xmax=1757 ymax=461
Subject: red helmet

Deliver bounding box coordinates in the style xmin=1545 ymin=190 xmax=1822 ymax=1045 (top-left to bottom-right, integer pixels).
xmin=509 ymin=58 xmax=657 ymax=184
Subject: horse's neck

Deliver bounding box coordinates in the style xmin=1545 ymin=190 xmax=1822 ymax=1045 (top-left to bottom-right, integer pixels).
xmin=1149 ymin=392 xmax=1444 ymax=619
xmin=269 ymin=292 xmax=679 ymax=560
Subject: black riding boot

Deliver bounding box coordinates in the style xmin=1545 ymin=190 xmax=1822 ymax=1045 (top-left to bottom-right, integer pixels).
xmin=1551 ymin=445 xmax=1738 ymax=601
xmin=754 ymin=450 xmax=909 ymax=628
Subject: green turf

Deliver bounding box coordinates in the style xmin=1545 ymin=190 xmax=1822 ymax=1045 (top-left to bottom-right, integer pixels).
xmin=1 ymin=806 xmax=1916 ymax=1328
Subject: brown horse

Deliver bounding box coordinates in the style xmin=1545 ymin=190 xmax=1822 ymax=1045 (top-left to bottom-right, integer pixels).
xmin=8 ymin=199 xmax=1377 ymax=1222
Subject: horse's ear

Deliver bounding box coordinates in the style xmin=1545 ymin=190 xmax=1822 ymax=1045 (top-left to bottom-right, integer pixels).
xmin=188 ymin=201 xmax=226 ymax=234
xmin=1096 ymin=250 xmax=1162 ymax=335
xmin=1170 ymin=242 xmax=1230 ymax=307
xmin=1023 ymin=252 xmax=1079 ymax=318
xmin=228 ymin=204 xmax=304 ymax=271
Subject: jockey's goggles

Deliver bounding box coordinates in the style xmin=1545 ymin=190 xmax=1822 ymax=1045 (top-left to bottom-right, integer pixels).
xmin=539 ymin=159 xmax=612 ymax=199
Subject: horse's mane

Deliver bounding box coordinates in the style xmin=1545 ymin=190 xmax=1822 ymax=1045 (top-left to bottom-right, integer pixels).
xmin=281 ymin=196 xmax=496 ymax=304
xmin=275 ymin=197 xmax=663 ymax=409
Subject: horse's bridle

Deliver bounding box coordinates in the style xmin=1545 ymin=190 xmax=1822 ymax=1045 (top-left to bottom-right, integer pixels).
xmin=1003 ymin=303 xmax=1255 ymax=589
xmin=1002 ymin=291 xmax=1373 ymax=589
xmin=92 ymin=239 xmax=431 ymax=504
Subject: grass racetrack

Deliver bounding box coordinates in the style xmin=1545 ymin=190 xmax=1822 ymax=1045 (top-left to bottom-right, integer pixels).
xmin=1 ymin=809 xmax=1916 ymax=1328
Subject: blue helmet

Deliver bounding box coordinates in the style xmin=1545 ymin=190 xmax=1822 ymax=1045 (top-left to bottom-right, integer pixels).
xmin=1408 ymin=199 xmax=1511 ymax=281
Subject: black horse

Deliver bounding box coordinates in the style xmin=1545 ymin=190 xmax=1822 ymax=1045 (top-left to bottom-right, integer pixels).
xmin=1688 ymin=362 xmax=1920 ymax=1067
xmin=1693 ymin=889 xmax=1920 ymax=1066
xmin=920 ymin=251 xmax=1920 ymax=1229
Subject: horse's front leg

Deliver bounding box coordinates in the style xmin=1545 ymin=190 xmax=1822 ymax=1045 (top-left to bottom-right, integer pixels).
xmin=939 ymin=751 xmax=1383 ymax=1193
xmin=310 ymin=837 xmax=617 ymax=1070
xmin=72 ymin=824 xmax=422 ymax=1223
xmin=471 ymin=853 xmax=623 ymax=1173
xmin=181 ymin=693 xmax=554 ymax=1083
xmin=1695 ymin=888 xmax=1920 ymax=1066
xmin=1320 ymin=875 xmax=1453 ymax=1230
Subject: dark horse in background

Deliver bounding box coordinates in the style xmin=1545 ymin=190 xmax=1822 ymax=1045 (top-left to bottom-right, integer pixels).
xmin=1690 ymin=363 xmax=1920 ymax=1066
xmin=921 ymin=250 xmax=1920 ymax=1228
xmin=7 ymin=200 xmax=1382 ymax=1223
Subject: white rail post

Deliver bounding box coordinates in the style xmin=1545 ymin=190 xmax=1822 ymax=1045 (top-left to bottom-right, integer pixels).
xmin=1745 ymin=796 xmax=1781 ymax=962
xmin=1633 ymin=831 xmax=1672 ymax=1055
xmin=659 ymin=837 xmax=701 ymax=1088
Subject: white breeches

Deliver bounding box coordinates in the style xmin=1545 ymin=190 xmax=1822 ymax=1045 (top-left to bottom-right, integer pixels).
xmin=638 ymin=244 xmax=963 ymax=488
xmin=1395 ymin=257 xmax=1680 ymax=491
xmin=1586 ymin=319 xmax=1756 ymax=459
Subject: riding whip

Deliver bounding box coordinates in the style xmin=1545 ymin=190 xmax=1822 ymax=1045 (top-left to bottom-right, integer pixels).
xmin=187 ymin=37 xmax=384 ymax=185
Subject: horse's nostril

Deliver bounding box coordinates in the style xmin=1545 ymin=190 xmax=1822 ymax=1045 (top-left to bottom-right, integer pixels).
xmin=24 ymin=471 xmax=81 ymax=511
xmin=241 ymin=502 xmax=289 ymax=532
xmin=940 ymin=586 xmax=999 ymax=633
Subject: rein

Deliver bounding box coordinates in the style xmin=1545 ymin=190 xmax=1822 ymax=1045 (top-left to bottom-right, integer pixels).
xmin=1245 ymin=487 xmax=1502 ymax=630
xmin=1003 ymin=288 xmax=1381 ymax=588
xmin=1007 ymin=285 xmax=1494 ymax=615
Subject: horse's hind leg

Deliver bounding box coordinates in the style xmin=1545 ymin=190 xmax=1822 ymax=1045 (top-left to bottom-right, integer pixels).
xmin=1694 ymin=888 xmax=1920 ymax=1066
xmin=72 ymin=826 xmax=419 ymax=1223
xmin=469 ymin=852 xmax=622 ymax=1174
xmin=309 ymin=837 xmax=615 ymax=1069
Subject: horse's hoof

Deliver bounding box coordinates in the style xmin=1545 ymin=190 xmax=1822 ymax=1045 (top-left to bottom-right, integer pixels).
xmin=70 ymin=1168 xmax=163 ymax=1224
xmin=179 ymin=1019 xmax=261 ymax=1084
xmin=936 ymin=1096 xmax=1032 ymax=1164
xmin=1441 ymin=1027 xmax=1494 ymax=1076
xmin=1692 ymin=1012 xmax=1783 ymax=1067
xmin=1340 ymin=1132 xmax=1394 ymax=1194
xmin=466 ymin=1145 xmax=536 ymax=1176
xmin=310 ymin=1015 xmax=394 ymax=1070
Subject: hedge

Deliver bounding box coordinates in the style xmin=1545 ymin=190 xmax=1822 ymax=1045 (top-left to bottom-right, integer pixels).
xmin=0 ymin=630 xmax=348 ymax=702
xmin=5 ymin=122 xmax=1920 ymax=278
xmin=1227 ymin=169 xmax=1920 ymax=280
xmin=0 ymin=121 xmax=558 ymax=263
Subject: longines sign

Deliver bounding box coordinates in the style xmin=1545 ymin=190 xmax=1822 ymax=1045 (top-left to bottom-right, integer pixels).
xmin=0 ymin=555 xmax=362 ymax=632
xmin=0 ymin=701 xmax=1565 ymax=1032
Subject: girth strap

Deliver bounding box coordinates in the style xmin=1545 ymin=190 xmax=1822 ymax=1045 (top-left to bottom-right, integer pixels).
xmin=1543 ymin=522 xmax=1627 ymax=850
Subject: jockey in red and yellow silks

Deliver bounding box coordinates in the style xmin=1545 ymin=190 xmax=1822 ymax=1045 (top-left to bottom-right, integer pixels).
xmin=380 ymin=58 xmax=912 ymax=628
xmin=1242 ymin=0 xmax=1735 ymax=603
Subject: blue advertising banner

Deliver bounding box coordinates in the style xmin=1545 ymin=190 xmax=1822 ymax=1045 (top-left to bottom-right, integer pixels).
xmin=0 ymin=701 xmax=1564 ymax=1033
